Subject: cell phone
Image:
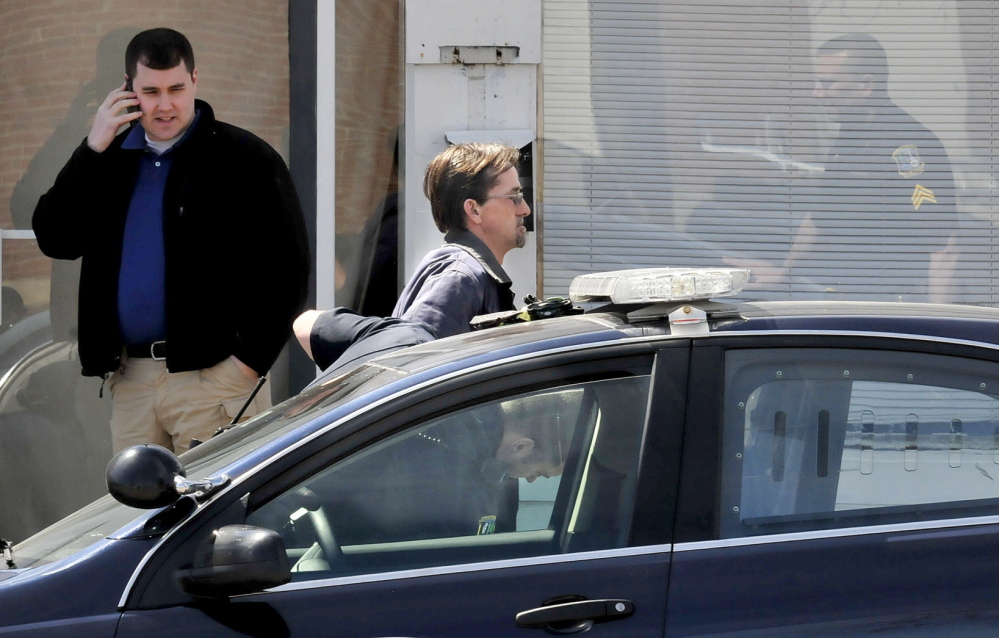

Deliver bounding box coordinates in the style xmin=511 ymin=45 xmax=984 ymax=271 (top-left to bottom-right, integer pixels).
xmin=124 ymin=77 xmax=140 ymax=117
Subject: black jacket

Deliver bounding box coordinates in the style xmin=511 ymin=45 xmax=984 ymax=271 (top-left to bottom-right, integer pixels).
xmin=32 ymin=100 xmax=310 ymax=377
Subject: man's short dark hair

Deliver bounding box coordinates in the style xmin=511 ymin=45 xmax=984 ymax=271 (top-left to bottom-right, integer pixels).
xmin=125 ymin=28 xmax=195 ymax=80
xmin=423 ymin=143 xmax=520 ymax=234
xmin=817 ymin=33 xmax=889 ymax=94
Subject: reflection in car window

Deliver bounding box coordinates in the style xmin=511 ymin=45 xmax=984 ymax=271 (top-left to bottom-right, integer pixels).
xmin=10 ymin=364 xmax=403 ymax=569
xmin=246 ymin=376 xmax=651 ymax=579
xmin=11 ymin=495 xmax=141 ymax=569
xmin=179 ymin=365 xmax=400 ymax=472
xmin=721 ymin=348 xmax=999 ymax=538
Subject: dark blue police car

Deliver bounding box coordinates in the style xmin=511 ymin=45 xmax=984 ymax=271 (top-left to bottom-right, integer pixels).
xmin=4 ymin=267 xmax=999 ymax=636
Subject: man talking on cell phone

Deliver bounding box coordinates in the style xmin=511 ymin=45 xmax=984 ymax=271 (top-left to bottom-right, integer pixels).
xmin=32 ymin=28 xmax=309 ymax=454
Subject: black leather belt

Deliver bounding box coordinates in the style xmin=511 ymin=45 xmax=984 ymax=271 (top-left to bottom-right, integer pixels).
xmin=124 ymin=341 xmax=167 ymax=360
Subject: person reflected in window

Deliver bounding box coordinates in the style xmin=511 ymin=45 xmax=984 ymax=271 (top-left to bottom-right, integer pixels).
xmin=352 ymin=133 xmax=400 ymax=317
xmin=730 ymin=33 xmax=960 ymax=302
xmin=32 ymin=28 xmax=310 ymax=454
xmin=0 ymin=287 xmax=27 ymax=335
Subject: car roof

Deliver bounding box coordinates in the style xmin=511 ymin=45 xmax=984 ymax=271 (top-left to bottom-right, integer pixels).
xmin=314 ymin=312 xmax=640 ymax=383
xmin=372 ymin=299 xmax=999 ymax=379
xmin=717 ymin=300 xmax=999 ymax=347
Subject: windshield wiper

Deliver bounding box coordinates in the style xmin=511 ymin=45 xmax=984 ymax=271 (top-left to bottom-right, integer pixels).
xmin=1 ymin=538 xmax=15 ymax=569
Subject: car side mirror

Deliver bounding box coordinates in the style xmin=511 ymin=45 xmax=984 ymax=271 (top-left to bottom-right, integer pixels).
xmin=106 ymin=444 xmax=231 ymax=508
xmin=106 ymin=444 xmax=185 ymax=508
xmin=177 ymin=525 xmax=291 ymax=597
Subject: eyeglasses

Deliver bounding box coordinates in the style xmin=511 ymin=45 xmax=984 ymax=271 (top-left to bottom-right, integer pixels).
xmin=814 ymin=77 xmax=846 ymax=89
xmin=483 ymin=190 xmax=526 ymax=206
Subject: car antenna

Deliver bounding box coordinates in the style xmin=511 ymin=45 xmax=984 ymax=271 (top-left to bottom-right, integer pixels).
xmin=188 ymin=375 xmax=267 ymax=449
xmin=229 ymin=375 xmax=267 ymax=425
xmin=1 ymin=538 xmax=15 ymax=570
xmin=199 ymin=375 xmax=268 ymax=445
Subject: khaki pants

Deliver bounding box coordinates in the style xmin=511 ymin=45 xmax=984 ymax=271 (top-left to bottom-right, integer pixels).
xmin=108 ymin=356 xmax=271 ymax=454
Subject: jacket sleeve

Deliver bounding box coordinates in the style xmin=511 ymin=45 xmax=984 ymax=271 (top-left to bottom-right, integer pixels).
xmin=31 ymin=138 xmax=112 ymax=260
xmin=230 ymin=145 xmax=311 ymax=376
xmin=398 ymin=267 xmax=486 ymax=339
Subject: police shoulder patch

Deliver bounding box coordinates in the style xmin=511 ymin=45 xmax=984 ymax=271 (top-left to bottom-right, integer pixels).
xmin=893 ymin=145 xmax=925 ymax=178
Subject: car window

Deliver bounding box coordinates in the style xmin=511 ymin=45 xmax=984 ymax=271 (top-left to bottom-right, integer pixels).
xmin=246 ymin=375 xmax=651 ymax=580
xmin=720 ymin=348 xmax=999 ymax=538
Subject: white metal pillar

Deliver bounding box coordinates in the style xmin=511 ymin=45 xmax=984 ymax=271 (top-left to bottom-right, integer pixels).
xmin=315 ymin=1 xmax=337 ymax=310
xmin=403 ymin=0 xmax=542 ymax=300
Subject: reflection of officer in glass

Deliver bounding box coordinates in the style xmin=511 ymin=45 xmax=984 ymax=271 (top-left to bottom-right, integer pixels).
xmin=757 ymin=33 xmax=959 ymax=301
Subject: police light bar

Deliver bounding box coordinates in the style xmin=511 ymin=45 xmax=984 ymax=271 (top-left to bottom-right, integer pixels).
xmin=568 ymin=267 xmax=749 ymax=304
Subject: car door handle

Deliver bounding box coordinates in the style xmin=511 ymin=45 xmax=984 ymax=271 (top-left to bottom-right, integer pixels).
xmin=515 ymin=598 xmax=634 ymax=628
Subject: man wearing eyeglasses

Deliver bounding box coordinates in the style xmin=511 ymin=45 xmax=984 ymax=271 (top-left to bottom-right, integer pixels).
xmin=391 ymin=142 xmax=531 ymax=338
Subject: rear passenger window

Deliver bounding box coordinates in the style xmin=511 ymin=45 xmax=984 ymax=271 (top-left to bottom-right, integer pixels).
xmin=720 ymin=348 xmax=999 ymax=538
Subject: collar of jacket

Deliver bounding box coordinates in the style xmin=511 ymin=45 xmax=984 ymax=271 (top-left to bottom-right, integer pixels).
xmin=185 ymin=99 xmax=217 ymax=146
xmin=443 ymin=229 xmax=512 ymax=286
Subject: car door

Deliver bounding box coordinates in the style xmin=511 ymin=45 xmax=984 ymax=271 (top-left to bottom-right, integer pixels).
xmin=115 ymin=343 xmax=687 ymax=637
xmin=667 ymin=335 xmax=999 ymax=637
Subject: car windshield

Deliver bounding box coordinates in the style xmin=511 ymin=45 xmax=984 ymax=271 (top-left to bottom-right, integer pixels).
xmin=9 ymin=363 xmax=400 ymax=570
